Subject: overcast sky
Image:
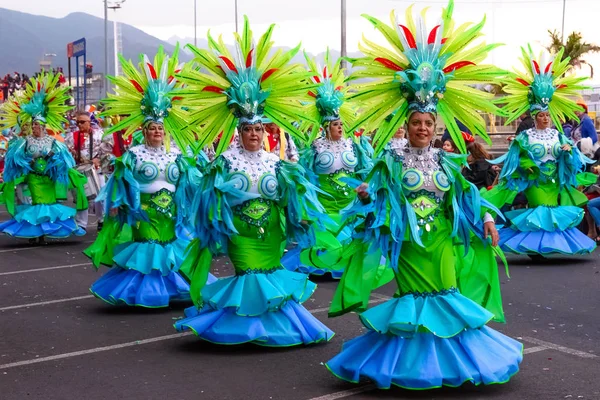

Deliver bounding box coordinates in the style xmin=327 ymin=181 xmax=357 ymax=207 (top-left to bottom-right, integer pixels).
xmin=2 ymin=0 xmax=599 ymax=81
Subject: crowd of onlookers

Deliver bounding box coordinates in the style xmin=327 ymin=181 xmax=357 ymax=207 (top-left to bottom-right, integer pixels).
xmin=1 ymin=68 xmax=67 ymax=102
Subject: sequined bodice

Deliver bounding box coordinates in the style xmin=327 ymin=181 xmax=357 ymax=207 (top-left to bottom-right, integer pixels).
xmin=313 ymin=137 xmax=358 ymax=175
xmin=388 ymin=137 xmax=408 ymax=153
xmin=223 ymin=148 xmax=279 ymax=206
xmin=26 ymin=135 xmax=54 ymax=158
xmin=400 ymin=146 xmax=451 ymax=228
xmin=525 ymin=128 xmax=561 ymax=164
xmin=129 ymin=145 xmax=180 ymax=194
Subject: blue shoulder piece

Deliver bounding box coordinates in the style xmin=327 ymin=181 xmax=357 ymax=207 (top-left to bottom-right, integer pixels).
xmin=557 ymin=134 xmax=593 ymax=188
xmin=276 ymin=160 xmax=329 ymax=249
xmin=174 ymin=154 xmax=203 ymax=231
xmin=3 ymin=137 xmax=31 ymax=183
xmin=298 ymin=145 xmax=319 ymax=185
xmin=353 ymin=136 xmax=374 ymax=179
xmin=190 ymin=156 xmax=258 ymax=254
xmin=342 ymin=150 xmax=422 ymax=271
xmin=45 ymin=140 xmax=75 ymax=186
xmin=440 ymin=152 xmax=503 ymax=252
xmin=97 ymin=151 xmax=146 ymax=225
xmin=490 ymin=132 xmax=532 ymax=192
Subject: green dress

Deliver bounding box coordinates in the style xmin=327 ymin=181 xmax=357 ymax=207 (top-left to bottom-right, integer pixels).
xmin=325 ymin=145 xmax=523 ymax=389
xmin=174 ymin=147 xmax=334 ymax=346
xmin=0 ymin=134 xmax=87 ymax=238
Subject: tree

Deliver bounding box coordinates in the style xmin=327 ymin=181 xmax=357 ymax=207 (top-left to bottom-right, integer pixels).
xmin=547 ymin=30 xmax=600 ymax=78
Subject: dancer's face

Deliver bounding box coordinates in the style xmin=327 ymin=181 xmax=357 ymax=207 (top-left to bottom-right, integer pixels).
xmin=327 ymin=120 xmax=343 ymax=141
xmin=535 ymin=111 xmax=551 ymax=129
xmin=241 ymin=123 xmax=265 ymax=152
xmin=32 ymin=121 xmax=43 ymax=137
xmin=144 ymin=122 xmax=165 ymax=147
xmin=407 ymin=112 xmax=435 ymax=148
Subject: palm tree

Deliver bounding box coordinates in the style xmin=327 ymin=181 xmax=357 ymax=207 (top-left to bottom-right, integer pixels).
xmin=547 ymin=30 xmax=600 ymax=78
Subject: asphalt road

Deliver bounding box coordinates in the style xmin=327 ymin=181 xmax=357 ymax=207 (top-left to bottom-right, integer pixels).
xmin=1 ymin=210 xmax=599 ymax=400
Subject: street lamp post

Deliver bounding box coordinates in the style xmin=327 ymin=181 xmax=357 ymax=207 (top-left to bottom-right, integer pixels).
xmin=234 ymin=0 xmax=239 ymax=33
xmin=107 ymin=1 xmax=126 ymax=77
xmin=561 ymin=0 xmax=566 ymax=42
xmin=340 ymin=0 xmax=347 ymax=69
xmin=104 ymin=0 xmax=108 ymax=98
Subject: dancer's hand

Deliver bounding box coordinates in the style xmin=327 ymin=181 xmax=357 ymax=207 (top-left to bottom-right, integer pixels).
xmin=356 ymin=183 xmax=369 ymax=200
xmin=561 ymin=144 xmax=571 ymax=152
xmin=484 ymin=221 xmax=499 ymax=246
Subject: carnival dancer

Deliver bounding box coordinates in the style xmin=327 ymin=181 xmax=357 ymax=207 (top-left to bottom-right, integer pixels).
xmin=65 ymin=110 xmax=108 ymax=231
xmin=84 ymin=46 xmax=205 ymax=308
xmin=324 ymin=1 xmax=522 ymax=389
xmin=263 ymin=118 xmax=300 ymax=162
xmin=484 ymin=45 xmax=596 ymax=257
xmin=0 ymin=71 xmax=88 ymax=244
xmin=282 ymin=50 xmax=375 ymax=278
xmin=172 ymin=17 xmax=334 ymax=346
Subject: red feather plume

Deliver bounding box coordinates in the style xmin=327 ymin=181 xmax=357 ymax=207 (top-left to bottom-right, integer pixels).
xmin=202 ymin=86 xmax=223 ymax=94
xmin=245 ymin=49 xmax=254 ymax=68
xmin=219 ymin=56 xmax=238 ymax=73
xmin=544 ymin=62 xmax=553 ymax=74
xmin=260 ymin=68 xmax=278 ymax=83
xmin=308 ymin=91 xmax=317 ymax=98
xmin=428 ymin=25 xmax=441 ymax=45
xmin=130 ymin=80 xmax=144 ymax=93
xmin=516 ymin=78 xmax=530 ymax=87
xmin=374 ymin=57 xmax=403 ymax=71
xmin=399 ymin=25 xmax=417 ymax=49
xmin=443 ymin=61 xmax=475 ymax=73
xmin=146 ymin=63 xmax=158 ymax=79
xmin=556 ymin=84 xmax=567 ymax=89
xmin=532 ymin=60 xmax=541 ymax=74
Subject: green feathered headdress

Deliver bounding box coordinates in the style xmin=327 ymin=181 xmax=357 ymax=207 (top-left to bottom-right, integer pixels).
xmin=345 ymin=0 xmax=506 ymax=154
xmin=304 ymin=49 xmax=355 ymax=140
xmin=175 ymin=16 xmax=320 ymax=156
xmin=499 ymin=44 xmax=587 ymax=132
xmin=100 ymin=45 xmax=194 ymax=152
xmin=0 ymin=71 xmax=72 ymax=134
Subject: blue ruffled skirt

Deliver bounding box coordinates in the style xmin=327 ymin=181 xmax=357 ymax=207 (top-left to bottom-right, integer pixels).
xmin=500 ymin=205 xmax=595 ymax=255
xmin=174 ymin=269 xmax=334 ymax=346
xmin=0 ymin=204 xmax=85 ymax=238
xmin=90 ymin=239 xmax=216 ymax=308
xmin=326 ymin=290 xmax=523 ymax=390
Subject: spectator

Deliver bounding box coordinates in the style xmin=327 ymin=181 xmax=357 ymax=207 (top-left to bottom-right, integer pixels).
xmin=462 ymin=141 xmax=498 ymax=190
xmin=263 ymin=119 xmax=299 ymax=162
xmin=570 ymin=102 xmax=598 ymax=157
xmin=515 ymin=112 xmax=534 ymax=134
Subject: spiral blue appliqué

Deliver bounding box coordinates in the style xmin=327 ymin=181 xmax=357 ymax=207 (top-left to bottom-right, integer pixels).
xmin=341 ymin=150 xmax=358 ymax=169
xmin=433 ymin=170 xmax=451 ymax=192
xmin=229 ymin=172 xmax=251 ymax=192
xmin=530 ymin=143 xmax=546 ymax=160
xmin=259 ymin=173 xmax=278 ymax=199
xmin=165 ymin=162 xmax=180 ymax=184
xmin=402 ymin=169 xmax=424 ymax=191
xmin=137 ymin=161 xmax=159 ymax=183
xmin=315 ymin=151 xmax=335 ymax=172
xmin=552 ymin=142 xmax=561 ymax=158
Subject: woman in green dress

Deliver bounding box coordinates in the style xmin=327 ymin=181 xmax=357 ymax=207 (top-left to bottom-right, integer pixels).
xmin=0 ymin=72 xmax=87 ymax=244
xmin=282 ymin=51 xmax=375 ymax=278
xmin=324 ymin=2 xmax=522 ymax=389
xmin=172 ymin=17 xmax=334 ymax=346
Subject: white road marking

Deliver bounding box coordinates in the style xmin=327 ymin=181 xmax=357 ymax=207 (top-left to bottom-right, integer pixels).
xmin=0 ymin=240 xmax=94 ymax=253
xmin=0 ymin=332 xmax=193 ymax=370
xmin=306 ymin=385 xmax=376 ymax=400
xmin=0 ymin=295 xmax=94 ymax=312
xmin=0 ymin=262 xmax=92 ymax=276
xmin=522 ymin=336 xmax=598 ymax=359
xmin=0 ymin=296 xmax=388 ymax=368
xmin=524 ymin=345 xmax=548 ymax=354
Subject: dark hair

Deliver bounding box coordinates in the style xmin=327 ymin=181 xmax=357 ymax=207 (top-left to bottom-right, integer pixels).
xmin=467 ymin=141 xmax=492 ymax=163
xmin=433 ymin=138 xmax=443 ymax=148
